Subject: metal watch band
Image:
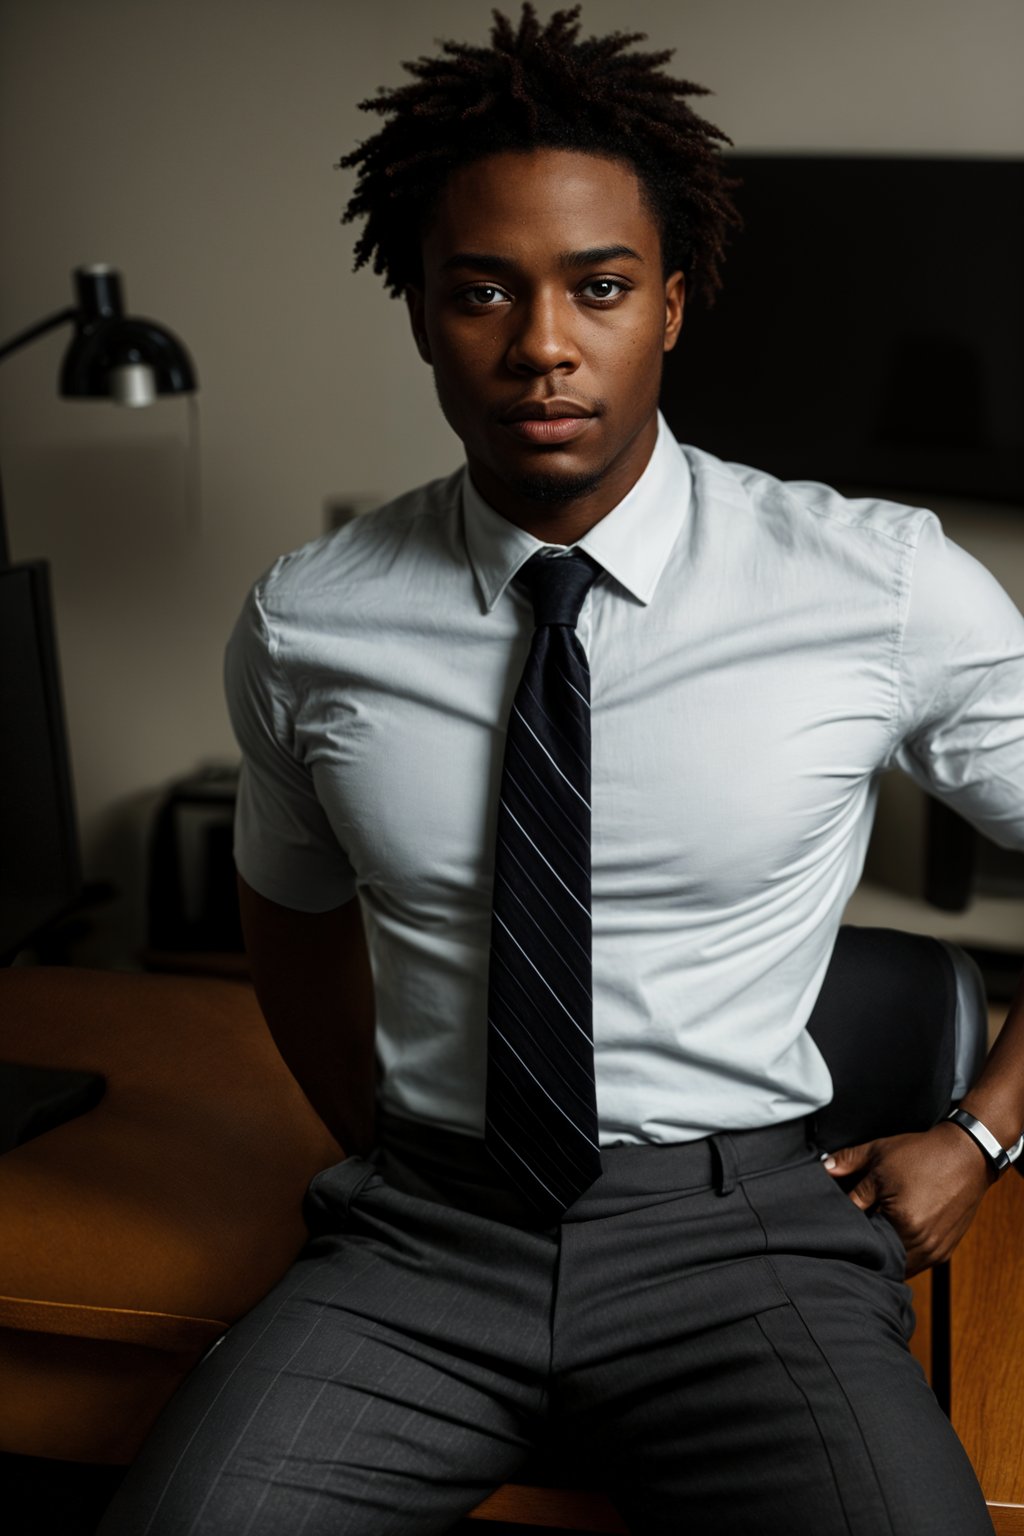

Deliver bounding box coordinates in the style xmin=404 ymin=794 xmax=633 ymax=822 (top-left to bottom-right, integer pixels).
xmin=946 ymin=1107 xmax=1024 ymax=1177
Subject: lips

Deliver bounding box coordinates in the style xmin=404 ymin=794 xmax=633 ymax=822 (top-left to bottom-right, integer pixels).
xmin=501 ymin=397 xmax=594 ymax=423
xmin=499 ymin=398 xmax=596 ymax=446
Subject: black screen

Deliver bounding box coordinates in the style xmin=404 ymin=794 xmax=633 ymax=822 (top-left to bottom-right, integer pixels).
xmin=661 ymin=155 xmax=1024 ymax=504
xmin=0 ymin=561 xmax=82 ymax=960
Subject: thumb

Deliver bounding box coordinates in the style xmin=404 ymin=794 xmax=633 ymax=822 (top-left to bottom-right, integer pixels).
xmin=820 ymin=1142 xmax=879 ymax=1208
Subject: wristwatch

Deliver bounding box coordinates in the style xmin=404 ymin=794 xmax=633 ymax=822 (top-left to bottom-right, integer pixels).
xmin=945 ymin=1107 xmax=1024 ymax=1178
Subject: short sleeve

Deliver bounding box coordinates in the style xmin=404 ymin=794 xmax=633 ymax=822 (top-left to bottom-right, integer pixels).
xmin=892 ymin=515 xmax=1024 ymax=850
xmin=224 ymin=578 xmax=358 ymax=911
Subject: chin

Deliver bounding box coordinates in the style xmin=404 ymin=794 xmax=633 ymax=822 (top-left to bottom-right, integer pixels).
xmin=508 ymin=465 xmax=606 ymax=506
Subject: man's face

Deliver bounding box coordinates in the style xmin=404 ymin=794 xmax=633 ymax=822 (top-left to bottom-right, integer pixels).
xmin=406 ymin=148 xmax=684 ymax=539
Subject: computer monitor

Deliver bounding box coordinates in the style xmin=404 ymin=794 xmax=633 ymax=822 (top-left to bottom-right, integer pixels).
xmin=0 ymin=560 xmax=82 ymax=961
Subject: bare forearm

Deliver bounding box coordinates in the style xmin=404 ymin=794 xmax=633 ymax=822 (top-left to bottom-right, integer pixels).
xmin=959 ymin=966 xmax=1024 ymax=1153
xmin=237 ymin=876 xmax=377 ymax=1155
xmin=262 ymin=983 xmax=377 ymax=1157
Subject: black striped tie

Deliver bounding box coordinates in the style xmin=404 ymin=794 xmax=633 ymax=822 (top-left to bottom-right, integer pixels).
xmin=485 ymin=549 xmax=603 ymax=1222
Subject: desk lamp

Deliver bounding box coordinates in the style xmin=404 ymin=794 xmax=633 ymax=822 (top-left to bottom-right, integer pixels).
xmin=0 ymin=264 xmax=197 ymax=558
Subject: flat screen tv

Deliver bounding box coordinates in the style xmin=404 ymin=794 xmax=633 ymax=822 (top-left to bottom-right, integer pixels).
xmin=660 ymin=155 xmax=1024 ymax=505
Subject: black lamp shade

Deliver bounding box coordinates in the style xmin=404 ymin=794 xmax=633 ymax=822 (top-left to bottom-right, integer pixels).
xmin=59 ymin=317 xmax=196 ymax=400
xmin=58 ymin=265 xmax=196 ymax=401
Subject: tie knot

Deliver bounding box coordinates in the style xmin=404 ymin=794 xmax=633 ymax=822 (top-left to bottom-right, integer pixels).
xmin=515 ymin=550 xmax=600 ymax=629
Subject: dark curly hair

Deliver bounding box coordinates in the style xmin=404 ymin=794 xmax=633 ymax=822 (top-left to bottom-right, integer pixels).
xmin=339 ymin=4 xmax=741 ymax=306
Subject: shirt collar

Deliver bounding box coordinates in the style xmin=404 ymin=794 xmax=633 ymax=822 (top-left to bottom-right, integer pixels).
xmin=462 ymin=411 xmax=691 ymax=612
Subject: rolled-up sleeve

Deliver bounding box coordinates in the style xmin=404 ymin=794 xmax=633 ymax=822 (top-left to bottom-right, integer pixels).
xmin=224 ymin=577 xmax=358 ymax=911
xmin=891 ymin=514 xmax=1024 ymax=851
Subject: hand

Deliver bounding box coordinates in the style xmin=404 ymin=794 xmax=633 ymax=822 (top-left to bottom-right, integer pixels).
xmin=821 ymin=1121 xmax=994 ymax=1276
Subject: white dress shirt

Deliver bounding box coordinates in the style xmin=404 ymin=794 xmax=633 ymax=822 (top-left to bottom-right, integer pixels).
xmin=225 ymin=414 xmax=1024 ymax=1145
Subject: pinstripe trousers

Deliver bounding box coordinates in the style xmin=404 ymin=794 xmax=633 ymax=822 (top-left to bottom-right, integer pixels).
xmin=98 ymin=1114 xmax=994 ymax=1536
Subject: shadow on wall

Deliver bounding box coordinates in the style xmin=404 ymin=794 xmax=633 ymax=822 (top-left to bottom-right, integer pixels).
xmin=16 ymin=431 xmax=197 ymax=579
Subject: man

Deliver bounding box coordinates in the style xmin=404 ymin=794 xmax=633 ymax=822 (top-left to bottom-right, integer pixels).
xmin=101 ymin=7 xmax=1024 ymax=1533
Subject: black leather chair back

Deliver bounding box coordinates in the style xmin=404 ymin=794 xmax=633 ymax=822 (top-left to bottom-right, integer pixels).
xmin=808 ymin=926 xmax=988 ymax=1150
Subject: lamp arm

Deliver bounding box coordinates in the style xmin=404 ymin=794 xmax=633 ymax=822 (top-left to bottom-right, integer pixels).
xmin=0 ymin=307 xmax=78 ymax=365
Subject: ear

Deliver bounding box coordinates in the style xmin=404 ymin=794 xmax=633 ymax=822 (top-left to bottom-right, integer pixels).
xmin=404 ymin=286 xmax=432 ymax=365
xmin=663 ymin=270 xmax=685 ymax=354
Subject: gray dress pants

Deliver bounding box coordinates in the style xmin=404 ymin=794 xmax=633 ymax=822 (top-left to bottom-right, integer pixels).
xmin=98 ymin=1115 xmax=994 ymax=1536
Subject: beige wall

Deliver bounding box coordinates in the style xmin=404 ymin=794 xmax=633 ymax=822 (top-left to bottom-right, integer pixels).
xmin=1 ymin=0 xmax=1023 ymax=961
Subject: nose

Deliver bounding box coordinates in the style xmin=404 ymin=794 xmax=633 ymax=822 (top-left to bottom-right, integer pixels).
xmin=505 ymin=289 xmax=581 ymax=377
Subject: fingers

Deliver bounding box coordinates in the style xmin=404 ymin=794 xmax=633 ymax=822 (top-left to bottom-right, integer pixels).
xmin=820 ymin=1141 xmax=879 ymax=1209
xmin=819 ymin=1141 xmax=874 ymax=1175
xmin=848 ymin=1178 xmax=878 ymax=1211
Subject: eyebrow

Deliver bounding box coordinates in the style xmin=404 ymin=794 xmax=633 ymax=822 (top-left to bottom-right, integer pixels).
xmin=439 ymin=244 xmax=645 ymax=274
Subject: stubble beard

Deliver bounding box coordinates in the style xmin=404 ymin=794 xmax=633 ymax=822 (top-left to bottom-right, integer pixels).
xmin=508 ymin=464 xmax=607 ymax=505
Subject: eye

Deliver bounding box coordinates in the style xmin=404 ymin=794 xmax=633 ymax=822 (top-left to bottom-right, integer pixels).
xmin=578 ymin=277 xmax=629 ymax=303
xmin=458 ymin=284 xmax=510 ymax=309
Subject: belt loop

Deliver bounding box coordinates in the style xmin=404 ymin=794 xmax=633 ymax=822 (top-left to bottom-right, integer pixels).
xmin=710 ymin=1133 xmax=739 ymax=1196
